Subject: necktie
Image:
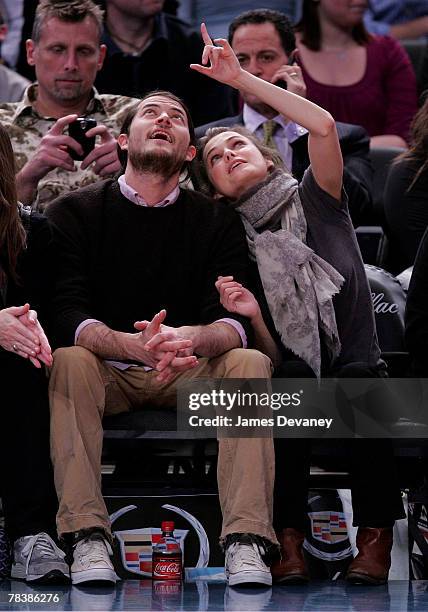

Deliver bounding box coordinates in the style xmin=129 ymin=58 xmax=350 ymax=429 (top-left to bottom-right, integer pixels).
xmin=262 ymin=119 xmax=279 ymax=150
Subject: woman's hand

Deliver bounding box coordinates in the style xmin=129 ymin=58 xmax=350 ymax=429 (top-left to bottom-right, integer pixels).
xmin=0 ymin=303 xmax=52 ymax=368
xmin=0 ymin=304 xmax=40 ymax=359
xmin=215 ymin=276 xmax=261 ymax=321
xmin=18 ymin=308 xmax=53 ymax=368
xmin=190 ymin=23 xmax=242 ymax=87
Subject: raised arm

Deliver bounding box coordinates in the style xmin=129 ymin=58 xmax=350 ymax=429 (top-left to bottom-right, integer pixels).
xmin=190 ymin=23 xmax=343 ymax=199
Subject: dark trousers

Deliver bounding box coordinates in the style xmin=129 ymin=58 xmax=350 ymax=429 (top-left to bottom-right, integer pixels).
xmin=0 ymin=353 xmax=58 ymax=542
xmin=273 ymin=360 xmax=405 ymax=532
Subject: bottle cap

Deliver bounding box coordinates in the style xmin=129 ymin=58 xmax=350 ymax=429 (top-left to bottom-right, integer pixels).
xmin=161 ymin=521 xmax=175 ymax=532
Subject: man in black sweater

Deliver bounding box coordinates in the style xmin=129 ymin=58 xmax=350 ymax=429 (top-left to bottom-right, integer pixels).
xmin=46 ymin=91 xmax=275 ymax=588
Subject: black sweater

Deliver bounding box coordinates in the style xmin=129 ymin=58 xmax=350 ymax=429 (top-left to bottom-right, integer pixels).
xmin=46 ymin=180 xmax=251 ymax=348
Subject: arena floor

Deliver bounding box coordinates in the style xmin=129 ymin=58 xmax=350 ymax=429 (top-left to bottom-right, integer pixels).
xmin=0 ymin=579 xmax=428 ymax=611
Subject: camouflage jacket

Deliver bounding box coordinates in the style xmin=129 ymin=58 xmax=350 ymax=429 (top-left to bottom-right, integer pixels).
xmin=0 ymin=84 xmax=139 ymax=211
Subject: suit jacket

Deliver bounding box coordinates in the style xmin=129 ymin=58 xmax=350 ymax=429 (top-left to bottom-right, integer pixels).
xmin=195 ymin=114 xmax=373 ymax=227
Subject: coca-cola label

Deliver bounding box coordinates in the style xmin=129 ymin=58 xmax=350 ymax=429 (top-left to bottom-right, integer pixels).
xmin=153 ymin=557 xmax=182 ymax=580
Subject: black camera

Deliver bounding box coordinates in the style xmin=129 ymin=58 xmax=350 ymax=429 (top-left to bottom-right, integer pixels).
xmin=68 ymin=117 xmax=97 ymax=161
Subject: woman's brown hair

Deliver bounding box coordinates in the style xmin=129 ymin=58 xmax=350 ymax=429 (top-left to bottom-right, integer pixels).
xmin=397 ymin=98 xmax=428 ymax=191
xmin=194 ymin=125 xmax=285 ymax=198
xmin=295 ymin=0 xmax=370 ymax=51
xmin=0 ymin=124 xmax=26 ymax=284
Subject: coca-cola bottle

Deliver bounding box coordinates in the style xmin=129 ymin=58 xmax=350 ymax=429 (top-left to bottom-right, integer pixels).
xmin=152 ymin=521 xmax=183 ymax=581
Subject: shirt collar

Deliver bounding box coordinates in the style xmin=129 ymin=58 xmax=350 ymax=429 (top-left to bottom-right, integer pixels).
xmin=243 ymin=103 xmax=307 ymax=143
xmin=118 ymin=174 xmax=180 ymax=208
xmin=11 ymin=83 xmax=107 ymax=123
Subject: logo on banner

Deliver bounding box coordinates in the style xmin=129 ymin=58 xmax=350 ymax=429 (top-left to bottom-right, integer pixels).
xmin=115 ymin=528 xmax=188 ymax=577
xmin=308 ymin=511 xmax=348 ymax=544
xmin=110 ymin=504 xmax=210 ymax=577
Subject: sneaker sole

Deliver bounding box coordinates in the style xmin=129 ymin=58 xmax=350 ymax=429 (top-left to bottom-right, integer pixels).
xmin=228 ymin=571 xmax=272 ymax=587
xmin=11 ymin=565 xmax=70 ymax=584
xmin=71 ymin=568 xmax=117 ymax=585
xmin=27 ymin=570 xmax=70 ymax=584
xmin=10 ymin=564 xmax=26 ymax=580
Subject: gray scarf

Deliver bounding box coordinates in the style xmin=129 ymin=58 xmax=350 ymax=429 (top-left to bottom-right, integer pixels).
xmin=232 ymin=169 xmax=344 ymax=377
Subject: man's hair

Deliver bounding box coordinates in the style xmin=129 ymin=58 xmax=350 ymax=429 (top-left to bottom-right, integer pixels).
xmin=117 ymin=90 xmax=196 ymax=170
xmin=228 ymin=9 xmax=296 ymax=56
xmin=32 ymin=0 xmax=104 ymax=43
xmin=295 ymin=0 xmax=370 ymax=51
xmin=194 ymin=125 xmax=285 ymax=197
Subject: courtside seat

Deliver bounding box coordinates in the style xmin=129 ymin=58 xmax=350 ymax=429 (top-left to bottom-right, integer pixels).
xmin=356 ymin=148 xmax=405 ymax=268
xmin=365 ymin=264 xmax=410 ymax=376
xmin=396 ymin=266 xmax=413 ymax=293
xmin=401 ymin=39 xmax=427 ymax=90
xmin=364 ymin=266 xmax=428 ymax=448
xmin=102 ymin=401 xmax=216 ymax=489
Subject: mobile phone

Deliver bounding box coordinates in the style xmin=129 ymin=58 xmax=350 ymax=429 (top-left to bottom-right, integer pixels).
xmin=275 ymin=50 xmax=299 ymax=90
xmin=276 ymin=79 xmax=288 ymax=90
xmin=68 ymin=117 xmax=97 ymax=161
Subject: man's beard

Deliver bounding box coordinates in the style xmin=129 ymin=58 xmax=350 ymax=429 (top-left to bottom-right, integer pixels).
xmin=52 ymin=82 xmax=84 ymax=102
xmin=129 ymin=148 xmax=185 ymax=179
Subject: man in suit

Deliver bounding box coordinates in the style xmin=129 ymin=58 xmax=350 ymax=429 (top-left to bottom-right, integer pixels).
xmin=195 ymin=9 xmax=373 ymax=227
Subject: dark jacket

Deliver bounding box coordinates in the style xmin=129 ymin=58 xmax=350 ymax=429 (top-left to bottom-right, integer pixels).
xmin=95 ymin=13 xmax=235 ymax=127
xmin=405 ymin=226 xmax=428 ymax=376
xmin=195 ymin=114 xmax=373 ymax=227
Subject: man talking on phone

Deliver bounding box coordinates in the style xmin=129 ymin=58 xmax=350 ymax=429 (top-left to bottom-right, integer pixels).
xmin=195 ymin=9 xmax=373 ymax=227
xmin=0 ymin=0 xmax=139 ymax=212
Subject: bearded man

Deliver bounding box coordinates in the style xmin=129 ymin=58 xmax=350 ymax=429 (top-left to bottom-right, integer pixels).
xmin=46 ymin=91 xmax=276 ymax=587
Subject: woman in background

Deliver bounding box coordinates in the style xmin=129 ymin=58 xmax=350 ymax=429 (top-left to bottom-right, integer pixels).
xmin=295 ymin=0 xmax=418 ymax=148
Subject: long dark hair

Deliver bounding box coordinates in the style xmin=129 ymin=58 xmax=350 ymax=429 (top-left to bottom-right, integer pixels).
xmin=398 ymin=98 xmax=428 ymax=191
xmin=0 ymin=125 xmax=26 ymax=284
xmin=295 ymin=0 xmax=370 ymax=51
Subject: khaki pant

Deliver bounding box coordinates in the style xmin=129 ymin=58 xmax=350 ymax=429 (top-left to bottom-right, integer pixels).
xmin=49 ymin=347 xmax=277 ymax=544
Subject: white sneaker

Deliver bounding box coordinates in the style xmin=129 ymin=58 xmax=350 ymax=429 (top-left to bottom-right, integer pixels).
xmin=71 ymin=532 xmax=117 ymax=585
xmin=11 ymin=533 xmax=69 ymax=583
xmin=225 ymin=533 xmax=272 ymax=587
